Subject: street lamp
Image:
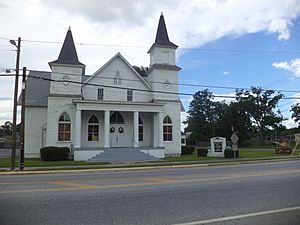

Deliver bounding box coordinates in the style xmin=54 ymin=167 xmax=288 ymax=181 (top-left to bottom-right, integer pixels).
xmin=9 ymin=37 xmax=21 ymax=171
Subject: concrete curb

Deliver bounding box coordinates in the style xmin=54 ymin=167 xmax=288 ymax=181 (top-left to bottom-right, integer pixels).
xmin=0 ymin=157 xmax=299 ymax=175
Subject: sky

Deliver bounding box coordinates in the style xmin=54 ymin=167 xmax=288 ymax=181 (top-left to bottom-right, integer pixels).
xmin=0 ymin=0 xmax=300 ymax=130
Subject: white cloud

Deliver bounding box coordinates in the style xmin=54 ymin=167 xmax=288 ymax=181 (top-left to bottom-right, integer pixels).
xmin=181 ymin=112 xmax=189 ymax=132
xmin=273 ymin=58 xmax=300 ymax=77
xmin=282 ymin=118 xmax=298 ymax=129
xmin=1 ymin=0 xmax=300 ymax=122
xmin=213 ymin=92 xmax=236 ymax=104
xmin=223 ymin=71 xmax=229 ymax=75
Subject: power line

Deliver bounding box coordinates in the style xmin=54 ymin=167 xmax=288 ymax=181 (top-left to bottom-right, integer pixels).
xmin=23 ymin=74 xmax=300 ymax=100
xmin=0 ymin=49 xmax=15 ymax=52
xmin=0 ymin=36 xmax=11 ymax=41
xmin=28 ymin=69 xmax=300 ymax=94
xmin=1 ymin=68 xmax=300 ymax=95
xmin=4 ymin=38 xmax=297 ymax=54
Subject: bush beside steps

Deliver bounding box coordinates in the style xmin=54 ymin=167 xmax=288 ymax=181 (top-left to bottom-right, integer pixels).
xmin=181 ymin=146 xmax=195 ymax=155
xmin=40 ymin=146 xmax=70 ymax=161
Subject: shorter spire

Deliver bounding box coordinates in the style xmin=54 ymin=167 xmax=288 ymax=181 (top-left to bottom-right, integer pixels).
xmin=49 ymin=28 xmax=84 ymax=66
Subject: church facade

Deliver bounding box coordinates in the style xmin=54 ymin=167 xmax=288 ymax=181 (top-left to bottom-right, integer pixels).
xmin=24 ymin=14 xmax=183 ymax=161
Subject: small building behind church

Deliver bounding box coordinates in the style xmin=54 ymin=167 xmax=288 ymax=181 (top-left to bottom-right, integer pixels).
xmin=23 ymin=14 xmax=183 ymax=161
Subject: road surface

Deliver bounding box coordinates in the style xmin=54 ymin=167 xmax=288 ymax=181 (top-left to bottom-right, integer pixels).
xmin=0 ymin=160 xmax=299 ymax=224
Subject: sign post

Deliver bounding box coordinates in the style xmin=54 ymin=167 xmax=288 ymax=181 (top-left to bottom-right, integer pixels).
xmin=231 ymin=132 xmax=239 ymax=159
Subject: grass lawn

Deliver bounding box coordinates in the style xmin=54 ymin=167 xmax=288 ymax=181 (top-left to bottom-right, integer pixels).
xmin=165 ymin=149 xmax=300 ymax=162
xmin=0 ymin=149 xmax=299 ymax=168
xmin=0 ymin=158 xmax=109 ymax=168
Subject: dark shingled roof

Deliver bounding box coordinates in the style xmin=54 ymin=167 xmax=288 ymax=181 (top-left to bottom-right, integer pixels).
xmin=49 ymin=28 xmax=84 ymax=66
xmin=18 ymin=71 xmax=91 ymax=107
xmin=23 ymin=71 xmax=51 ymax=106
xmin=148 ymin=14 xmax=178 ymax=52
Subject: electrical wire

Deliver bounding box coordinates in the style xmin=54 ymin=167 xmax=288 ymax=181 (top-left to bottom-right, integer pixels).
xmin=27 ymin=69 xmax=300 ymax=94
xmin=0 ymin=36 xmax=297 ymax=54
xmin=23 ymin=74 xmax=300 ymax=100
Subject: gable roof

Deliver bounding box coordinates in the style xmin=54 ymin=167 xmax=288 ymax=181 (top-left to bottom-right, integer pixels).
xmin=49 ymin=28 xmax=84 ymax=66
xmin=148 ymin=13 xmax=178 ymax=53
xmin=18 ymin=70 xmax=90 ymax=107
xmin=84 ymin=52 xmax=152 ymax=90
xmin=23 ymin=70 xmax=51 ymax=106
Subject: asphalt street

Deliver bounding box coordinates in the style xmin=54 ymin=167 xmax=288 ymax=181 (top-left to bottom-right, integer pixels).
xmin=0 ymin=160 xmax=299 ymax=225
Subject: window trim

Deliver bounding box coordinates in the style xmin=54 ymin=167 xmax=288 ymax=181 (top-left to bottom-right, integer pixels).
xmin=87 ymin=115 xmax=100 ymax=142
xmin=97 ymin=88 xmax=104 ymax=100
xmin=58 ymin=112 xmax=71 ymax=142
xmin=110 ymin=111 xmax=125 ymax=124
xmin=138 ymin=117 xmax=143 ymax=142
xmin=127 ymin=89 xmax=133 ymax=102
xmin=163 ymin=115 xmax=173 ymax=142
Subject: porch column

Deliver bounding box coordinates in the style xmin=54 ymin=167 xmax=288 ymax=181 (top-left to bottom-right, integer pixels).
xmin=133 ymin=111 xmax=139 ymax=147
xmin=158 ymin=112 xmax=163 ymax=147
xmin=104 ymin=110 xmax=110 ymax=148
xmin=75 ymin=109 xmax=81 ymax=148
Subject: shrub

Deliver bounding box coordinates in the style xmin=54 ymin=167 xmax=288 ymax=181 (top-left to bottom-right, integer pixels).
xmin=181 ymin=146 xmax=195 ymax=155
xmin=196 ymin=148 xmax=208 ymax=157
xmin=40 ymin=146 xmax=70 ymax=161
xmin=224 ymin=149 xmax=239 ymax=158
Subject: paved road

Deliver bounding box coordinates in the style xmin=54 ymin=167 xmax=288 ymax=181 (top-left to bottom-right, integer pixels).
xmin=0 ymin=160 xmax=299 ymax=225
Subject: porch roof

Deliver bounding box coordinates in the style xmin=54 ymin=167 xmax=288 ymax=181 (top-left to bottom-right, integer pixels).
xmin=73 ymin=99 xmax=164 ymax=112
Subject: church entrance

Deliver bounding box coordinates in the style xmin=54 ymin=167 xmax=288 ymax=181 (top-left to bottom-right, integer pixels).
xmin=109 ymin=111 xmax=127 ymax=147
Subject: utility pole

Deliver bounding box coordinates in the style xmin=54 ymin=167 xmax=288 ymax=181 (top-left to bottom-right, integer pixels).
xmin=19 ymin=67 xmax=26 ymax=171
xmin=10 ymin=37 xmax=21 ymax=171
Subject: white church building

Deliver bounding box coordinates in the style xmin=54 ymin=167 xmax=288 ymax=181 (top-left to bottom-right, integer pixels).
xmin=23 ymin=14 xmax=183 ymax=161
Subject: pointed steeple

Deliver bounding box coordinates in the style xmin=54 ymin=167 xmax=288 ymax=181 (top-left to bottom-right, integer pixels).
xmin=49 ymin=28 xmax=84 ymax=66
xmin=148 ymin=13 xmax=178 ymax=53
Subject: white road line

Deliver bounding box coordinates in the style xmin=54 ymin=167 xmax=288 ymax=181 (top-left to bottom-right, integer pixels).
xmin=173 ymin=206 xmax=300 ymax=225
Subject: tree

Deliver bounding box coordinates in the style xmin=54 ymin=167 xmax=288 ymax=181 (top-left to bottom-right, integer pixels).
xmin=0 ymin=121 xmax=13 ymax=136
xmin=133 ymin=65 xmax=149 ymax=76
xmin=291 ymin=103 xmax=300 ymax=127
xmin=184 ymin=87 xmax=284 ymax=146
xmin=235 ymin=87 xmax=284 ymax=144
xmin=185 ymin=89 xmax=228 ymax=141
xmin=220 ymin=101 xmax=253 ymax=145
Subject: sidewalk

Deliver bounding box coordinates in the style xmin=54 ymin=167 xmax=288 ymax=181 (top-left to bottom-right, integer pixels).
xmin=1 ymin=156 xmax=299 ymax=175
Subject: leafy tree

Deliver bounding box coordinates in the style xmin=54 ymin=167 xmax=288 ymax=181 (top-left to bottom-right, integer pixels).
xmin=291 ymin=103 xmax=300 ymax=127
xmin=185 ymin=87 xmax=284 ymax=145
xmin=0 ymin=121 xmax=13 ymax=136
xmin=133 ymin=65 xmax=149 ymax=76
xmin=185 ymin=89 xmax=228 ymax=141
xmin=220 ymin=101 xmax=253 ymax=145
xmin=235 ymin=87 xmax=284 ymax=144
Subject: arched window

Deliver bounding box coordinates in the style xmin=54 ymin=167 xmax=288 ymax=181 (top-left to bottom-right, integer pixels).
xmin=139 ymin=117 xmax=143 ymax=142
xmin=163 ymin=116 xmax=172 ymax=141
xmin=110 ymin=112 xmax=125 ymax=124
xmin=88 ymin=115 xmax=99 ymax=141
xmin=58 ymin=112 xmax=71 ymax=141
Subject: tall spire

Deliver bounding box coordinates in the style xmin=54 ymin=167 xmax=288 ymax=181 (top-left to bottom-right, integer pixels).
xmin=49 ymin=28 xmax=84 ymax=66
xmin=148 ymin=13 xmax=177 ymax=53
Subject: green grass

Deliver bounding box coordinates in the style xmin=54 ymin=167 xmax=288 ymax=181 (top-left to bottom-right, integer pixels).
xmin=241 ymin=145 xmax=275 ymax=149
xmin=165 ymin=149 xmax=300 ymax=162
xmin=1 ymin=149 xmax=299 ymax=168
xmin=0 ymin=158 xmax=109 ymax=168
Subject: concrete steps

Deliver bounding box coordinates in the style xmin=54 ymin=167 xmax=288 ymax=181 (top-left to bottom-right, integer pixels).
xmin=87 ymin=148 xmax=161 ymax=162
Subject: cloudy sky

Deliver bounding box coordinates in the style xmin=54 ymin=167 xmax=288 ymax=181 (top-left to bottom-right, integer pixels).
xmin=0 ymin=0 xmax=300 ymax=129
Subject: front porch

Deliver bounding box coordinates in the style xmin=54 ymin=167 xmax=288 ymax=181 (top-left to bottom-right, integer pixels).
xmin=72 ymin=100 xmax=166 ymax=161
xmin=74 ymin=147 xmax=165 ymax=162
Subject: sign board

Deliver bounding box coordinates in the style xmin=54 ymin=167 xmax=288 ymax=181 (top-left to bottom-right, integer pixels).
xmin=231 ymin=133 xmax=239 ymax=144
xmin=295 ymin=133 xmax=300 ymax=142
